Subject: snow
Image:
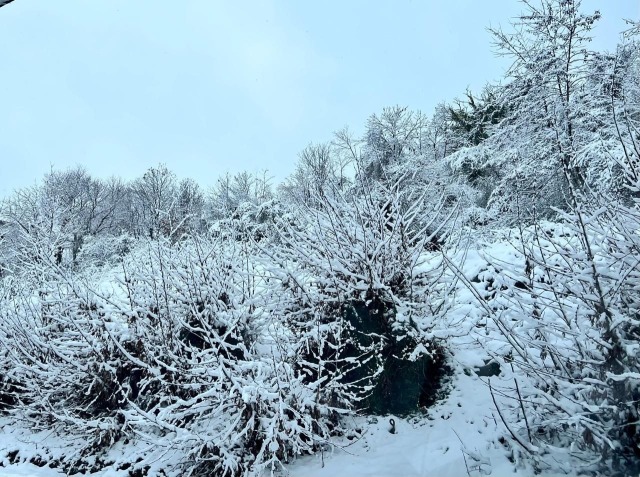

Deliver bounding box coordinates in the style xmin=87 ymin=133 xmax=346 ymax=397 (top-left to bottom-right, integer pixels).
xmin=3 ymin=76 xmax=640 ymax=475
xmin=0 ymin=371 xmax=523 ymax=477
xmin=0 ymin=464 xmax=64 ymax=477
xmin=288 ymin=370 xmax=517 ymax=477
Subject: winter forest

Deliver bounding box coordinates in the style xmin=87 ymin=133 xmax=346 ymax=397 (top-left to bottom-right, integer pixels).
xmin=1 ymin=1 xmax=640 ymax=476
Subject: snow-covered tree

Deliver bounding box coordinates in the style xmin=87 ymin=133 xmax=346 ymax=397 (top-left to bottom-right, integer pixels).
xmin=362 ymin=106 xmax=427 ymax=181
xmin=446 ymin=0 xmax=603 ymax=223
xmin=132 ymin=164 xmax=178 ymax=239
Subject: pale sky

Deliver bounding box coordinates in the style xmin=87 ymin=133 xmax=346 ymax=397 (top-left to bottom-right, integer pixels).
xmin=0 ymin=1 xmax=638 ymax=197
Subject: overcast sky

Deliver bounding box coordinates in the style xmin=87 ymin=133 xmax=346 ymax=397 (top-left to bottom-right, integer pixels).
xmin=0 ymin=1 xmax=638 ymax=197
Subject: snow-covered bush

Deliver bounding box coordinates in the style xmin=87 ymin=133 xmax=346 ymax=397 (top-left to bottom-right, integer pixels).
xmin=76 ymin=233 xmax=134 ymax=267
xmin=0 ymin=268 xmax=130 ymax=460
xmin=452 ymin=204 xmax=640 ymax=474
xmin=0 ymin=230 xmax=379 ymax=475
xmin=97 ymin=236 xmax=338 ymax=476
xmin=269 ymin=181 xmax=454 ymax=416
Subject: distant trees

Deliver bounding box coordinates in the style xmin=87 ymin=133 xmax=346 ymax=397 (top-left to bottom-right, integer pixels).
xmin=0 ymin=164 xmax=219 ymax=270
xmin=279 ymin=141 xmax=352 ymax=206
xmin=209 ymin=170 xmax=273 ymax=220
xmin=0 ymin=169 xmax=96 ymax=270
xmin=362 ymin=106 xmax=427 ymax=180
xmin=41 ymin=168 xmax=132 ymax=261
xmin=174 ymin=177 xmax=205 ymax=235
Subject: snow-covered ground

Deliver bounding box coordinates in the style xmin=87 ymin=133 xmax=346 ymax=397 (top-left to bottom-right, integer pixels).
xmin=288 ymin=369 xmax=516 ymax=477
xmin=0 ymin=464 xmax=64 ymax=477
xmin=0 ymin=239 xmax=562 ymax=477
xmin=0 ymin=360 xmax=524 ymax=477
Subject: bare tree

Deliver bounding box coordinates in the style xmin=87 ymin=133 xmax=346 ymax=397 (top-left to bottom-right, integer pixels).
xmin=133 ymin=164 xmax=177 ymax=238
xmin=364 ymin=106 xmax=427 ymax=179
xmin=174 ymin=178 xmax=204 ymax=236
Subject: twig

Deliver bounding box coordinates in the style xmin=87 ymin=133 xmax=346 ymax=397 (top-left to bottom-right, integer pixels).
xmin=489 ymin=378 xmax=535 ymax=455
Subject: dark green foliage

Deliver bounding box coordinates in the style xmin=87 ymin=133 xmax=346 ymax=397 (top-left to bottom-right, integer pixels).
xmin=367 ymin=348 xmax=450 ymax=416
xmin=448 ymin=87 xmax=507 ymax=147
xmin=346 ymin=301 xmax=451 ymax=416
xmin=0 ymin=375 xmax=20 ymax=411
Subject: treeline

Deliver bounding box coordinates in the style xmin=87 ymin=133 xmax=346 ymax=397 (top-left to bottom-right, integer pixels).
xmin=0 ymin=1 xmax=639 ymax=476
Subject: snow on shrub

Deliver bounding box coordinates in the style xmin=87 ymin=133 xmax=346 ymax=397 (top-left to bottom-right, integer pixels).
xmin=0 ymin=178 xmax=456 ymax=475
xmin=450 ymin=211 xmax=640 ymax=474
xmin=267 ymin=182 xmax=454 ymax=416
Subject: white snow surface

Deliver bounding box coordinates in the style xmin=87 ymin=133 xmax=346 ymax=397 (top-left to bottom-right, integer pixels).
xmin=0 ymin=463 xmax=65 ymax=477
xmin=0 ymin=240 xmax=558 ymax=476
xmin=287 ymin=370 xmax=517 ymax=477
xmin=1 ymin=371 xmax=521 ymax=477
